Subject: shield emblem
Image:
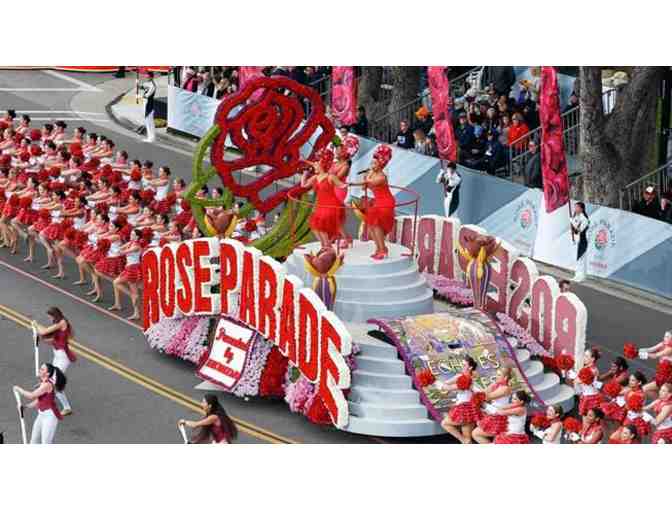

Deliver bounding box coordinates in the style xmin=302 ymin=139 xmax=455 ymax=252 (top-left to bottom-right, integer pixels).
xmin=197 ymin=318 xmax=255 ymax=390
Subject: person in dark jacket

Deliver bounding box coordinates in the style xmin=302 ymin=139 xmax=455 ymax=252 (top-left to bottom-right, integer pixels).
xmin=489 ymin=66 xmax=516 ymax=98
xmin=455 ymin=113 xmax=475 ymax=164
xmin=395 ymin=121 xmax=415 ymax=149
xmin=524 ymin=140 xmax=543 ymax=188
xmin=633 ymin=187 xmax=661 ymax=220
xmin=478 ymin=130 xmax=507 ymax=175
xmin=660 ymin=194 xmax=672 ymax=224
xmin=351 ymin=106 xmax=369 ymax=137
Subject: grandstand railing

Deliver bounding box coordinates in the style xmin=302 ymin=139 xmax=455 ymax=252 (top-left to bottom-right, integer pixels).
xmin=619 ymin=162 xmax=672 ymax=211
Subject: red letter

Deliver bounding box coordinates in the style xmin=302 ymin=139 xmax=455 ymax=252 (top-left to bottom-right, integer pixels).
xmin=416 ymin=217 xmax=437 ymax=273
xmin=142 ymin=250 xmax=159 ymax=330
xmin=399 ymin=217 xmax=414 ymax=249
xmin=485 ymin=243 xmax=510 ymax=314
xmin=554 ymin=294 xmax=584 ymax=360
xmin=258 ymin=259 xmax=279 ymax=344
xmin=192 ymin=240 xmax=213 ymax=314
xmin=176 ymin=243 xmax=193 ymax=315
xmin=437 ymin=219 xmax=456 ymax=279
xmin=319 ymin=315 xmax=348 ymax=428
xmin=219 ymin=243 xmax=238 ymax=314
xmin=238 ymin=251 xmax=257 ymax=329
xmin=298 ymin=293 xmax=320 ymax=382
xmin=279 ymin=278 xmax=297 ymax=365
xmin=159 ymin=246 xmax=176 ymax=318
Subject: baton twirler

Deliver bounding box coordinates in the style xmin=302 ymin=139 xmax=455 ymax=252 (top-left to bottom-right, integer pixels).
xmin=178 ymin=423 xmax=189 ymax=444
xmin=31 ymin=321 xmax=39 ymax=377
xmin=13 ymin=389 xmax=27 ymax=444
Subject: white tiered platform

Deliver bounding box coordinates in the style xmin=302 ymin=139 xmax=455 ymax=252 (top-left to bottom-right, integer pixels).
xmin=285 ymin=241 xmax=434 ymax=323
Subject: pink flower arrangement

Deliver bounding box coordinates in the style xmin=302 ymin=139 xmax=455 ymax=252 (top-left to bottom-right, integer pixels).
xmin=146 ymin=316 xmax=212 ymax=364
xmin=284 ymin=371 xmax=316 ymax=414
xmin=424 ymin=274 xmax=474 ymax=306
xmin=232 ymin=337 xmax=273 ymax=398
xmin=495 ymin=312 xmax=550 ymax=357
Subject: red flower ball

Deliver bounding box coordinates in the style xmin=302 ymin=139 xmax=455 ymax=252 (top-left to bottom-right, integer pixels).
xmin=456 ymin=373 xmax=472 ymax=391
xmin=603 ymin=379 xmax=623 ymax=399
xmin=563 ymin=416 xmax=582 ymax=434
xmin=556 ymin=354 xmax=575 ymax=371
xmin=623 ymin=343 xmax=638 ymax=360
xmin=416 ymin=369 xmax=436 ymax=388
xmin=531 ymin=414 xmax=551 ymax=429
xmin=578 ymin=367 xmax=595 ymax=386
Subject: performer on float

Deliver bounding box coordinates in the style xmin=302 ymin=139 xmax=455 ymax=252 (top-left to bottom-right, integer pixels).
xmin=109 ymin=229 xmax=144 ymax=320
xmin=32 ymin=307 xmax=75 ymax=416
xmin=645 ymin=382 xmax=672 ymax=444
xmin=330 ymin=139 xmax=358 ymax=248
xmin=493 ymin=391 xmax=531 ymax=444
xmin=609 ymin=392 xmax=652 ymax=443
xmin=301 ymin=148 xmax=347 ymax=253
xmin=576 ymin=408 xmax=605 ymax=444
xmin=601 ymin=371 xmax=646 ymax=424
xmin=357 ymin=144 xmax=396 ymax=260
xmin=598 ymin=356 xmax=629 ymax=386
xmin=472 ymin=366 xmax=513 ymax=444
xmin=638 ymin=331 xmax=672 ymax=398
xmin=440 ymin=356 xmax=480 ymax=444
xmin=13 ymin=363 xmax=66 ymax=444
xmin=570 ymin=201 xmax=589 ymax=282
xmin=436 ymin=161 xmax=461 ymax=218
xmin=178 ymin=394 xmax=238 ymax=444
xmin=530 ymin=405 xmax=564 ymax=444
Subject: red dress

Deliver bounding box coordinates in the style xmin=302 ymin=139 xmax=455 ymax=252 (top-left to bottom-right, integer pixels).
xmin=363 ymin=178 xmax=395 ymax=235
xmin=309 ymin=177 xmax=345 ymax=238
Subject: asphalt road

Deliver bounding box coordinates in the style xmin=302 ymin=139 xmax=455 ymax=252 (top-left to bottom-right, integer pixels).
xmin=0 ymin=69 xmax=670 ymax=444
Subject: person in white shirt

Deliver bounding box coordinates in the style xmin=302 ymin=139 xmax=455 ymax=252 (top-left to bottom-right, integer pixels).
xmin=436 ymin=161 xmax=461 ymax=219
xmin=570 ymin=201 xmax=589 ymax=282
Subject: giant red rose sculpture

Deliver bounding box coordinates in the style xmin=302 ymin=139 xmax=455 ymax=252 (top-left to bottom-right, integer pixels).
xmin=210 ymin=76 xmax=335 ymax=215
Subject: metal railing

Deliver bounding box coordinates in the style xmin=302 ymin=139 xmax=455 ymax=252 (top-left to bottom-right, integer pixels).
xmin=619 ymin=163 xmax=672 ymax=211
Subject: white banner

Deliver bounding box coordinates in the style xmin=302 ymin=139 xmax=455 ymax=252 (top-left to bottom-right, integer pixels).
xmin=167 ymin=86 xmax=220 ymax=138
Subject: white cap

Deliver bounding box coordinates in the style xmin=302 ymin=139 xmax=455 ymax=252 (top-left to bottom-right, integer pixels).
xmin=645 ymin=186 xmax=655 ymax=193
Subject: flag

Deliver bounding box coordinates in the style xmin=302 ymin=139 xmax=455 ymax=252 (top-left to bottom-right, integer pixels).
xmin=427 ymin=66 xmax=457 ymax=162
xmin=331 ymin=67 xmax=357 ymax=126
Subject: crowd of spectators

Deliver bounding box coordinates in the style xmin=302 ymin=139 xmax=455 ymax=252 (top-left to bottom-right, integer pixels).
xmin=633 ymin=186 xmax=672 ymax=224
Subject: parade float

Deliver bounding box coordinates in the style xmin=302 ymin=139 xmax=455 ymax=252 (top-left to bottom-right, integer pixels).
xmin=143 ymin=72 xmax=588 ymax=437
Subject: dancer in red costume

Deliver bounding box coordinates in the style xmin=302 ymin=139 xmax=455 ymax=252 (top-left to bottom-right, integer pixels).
xmin=330 ymin=142 xmax=357 ymax=248
xmin=530 ymin=405 xmax=564 ymax=444
xmin=609 ymin=424 xmax=638 ymax=444
xmin=598 ymin=356 xmax=629 ymax=386
xmin=301 ymin=148 xmax=347 ymax=252
xmin=608 ymin=392 xmax=652 ymax=443
xmin=601 ymin=371 xmax=646 ymax=424
xmin=646 ymin=383 xmax=672 ymax=444
xmin=358 ymin=144 xmax=396 ymax=260
xmin=573 ymin=348 xmax=603 ymax=419
xmin=639 ymin=331 xmax=672 ymax=398
xmin=472 ymin=366 xmax=513 ymax=443
xmin=576 ymin=408 xmax=604 ymax=444
xmin=440 ymin=356 xmax=480 ymax=444
xmin=178 ymin=394 xmax=238 ymax=444
xmin=493 ymin=391 xmax=531 ymax=444
xmin=109 ymin=229 xmax=144 ymax=320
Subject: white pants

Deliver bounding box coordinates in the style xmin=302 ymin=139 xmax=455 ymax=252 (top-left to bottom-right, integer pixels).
xmin=52 ymin=350 xmax=71 ymax=411
xmin=145 ymin=112 xmax=156 ymax=142
xmin=574 ymin=253 xmax=587 ymax=281
xmin=30 ymin=409 xmax=58 ymax=444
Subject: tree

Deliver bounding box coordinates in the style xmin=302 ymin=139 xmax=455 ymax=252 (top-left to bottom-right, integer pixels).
xmin=579 ymin=66 xmax=663 ymax=206
xmin=357 ymin=66 xmax=384 ymax=117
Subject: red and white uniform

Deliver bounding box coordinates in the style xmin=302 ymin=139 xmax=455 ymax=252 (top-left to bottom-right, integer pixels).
xmin=119 ymin=245 xmax=142 ymax=282
xmin=579 ymin=422 xmax=603 ymax=444
xmin=601 ymin=388 xmax=640 ymax=423
xmin=30 ymin=383 xmax=62 ymax=444
xmin=651 ymin=398 xmax=672 ymax=444
xmin=211 ymin=417 xmax=231 ymax=444
xmin=95 ymin=240 xmax=126 ymax=277
xmin=577 ymin=366 xmax=603 ymax=416
xmin=476 ymin=380 xmax=511 ymax=435
xmin=446 ymin=381 xmax=480 ymax=426
xmin=494 ymin=407 xmax=529 ymax=444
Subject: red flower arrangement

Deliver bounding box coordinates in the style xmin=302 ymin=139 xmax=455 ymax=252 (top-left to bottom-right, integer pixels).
xmin=603 ymin=379 xmax=623 ymax=399
xmin=258 ymin=347 xmax=289 ymax=398
xmin=556 ymin=353 xmax=575 ymax=371
xmin=623 ymin=343 xmax=638 ymax=360
xmin=563 ymin=417 xmax=582 ymax=434
xmin=578 ymin=367 xmax=595 ymax=385
xmin=416 ymin=368 xmax=436 ymax=387
xmin=456 ymin=373 xmax=472 ymax=391
xmin=531 ymin=414 xmax=551 ymax=429
xmin=305 ymin=395 xmax=332 ymax=425
xmin=626 ymin=392 xmax=644 ymax=412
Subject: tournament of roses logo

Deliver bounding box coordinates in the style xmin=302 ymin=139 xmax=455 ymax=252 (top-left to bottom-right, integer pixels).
xmin=514 ymin=199 xmax=538 ymax=231
xmin=592 ymin=219 xmax=616 ymax=253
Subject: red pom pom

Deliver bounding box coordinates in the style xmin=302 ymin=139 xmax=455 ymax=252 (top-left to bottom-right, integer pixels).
xmin=29 ymin=145 xmax=42 ymax=157
xmin=64 ymin=227 xmax=77 ymax=241
xmin=131 ymin=169 xmax=142 ymax=182
xmin=531 ymin=414 xmax=551 ymax=429
xmin=472 ymin=391 xmax=486 ymax=409
xmin=456 ymin=373 xmax=472 ymax=391
xmin=623 ymin=343 xmax=638 ymax=360
xmin=19 ymin=196 xmax=32 ymax=209
xmin=49 ymin=167 xmax=61 ymax=178
xmin=49 ymin=181 xmax=65 ymax=192
xmin=19 ymin=151 xmax=30 ymax=162
xmin=541 ymin=356 xmax=560 ymax=374
xmin=626 ymin=392 xmax=644 ymax=412
xmin=97 ymin=238 xmax=111 ymax=252
xmin=563 ymin=416 xmax=582 ymax=434
xmin=578 ymin=367 xmax=595 ymax=386
xmin=89 ymin=157 xmax=101 ymax=169
xmin=141 ymin=227 xmax=153 ymax=243
xmin=603 ymin=379 xmax=623 ymax=399
xmin=9 ymin=194 xmax=20 ymax=206
xmin=655 ymin=359 xmax=672 ymax=387
xmin=140 ymin=189 xmax=155 ymax=204
xmin=29 ymin=129 xmax=42 ymax=142
xmin=416 ymin=369 xmax=436 ymax=388
xmin=95 ymin=202 xmax=109 ymax=214
xmin=243 ymin=219 xmax=257 ymax=233
xmin=556 ymin=354 xmax=575 ymax=371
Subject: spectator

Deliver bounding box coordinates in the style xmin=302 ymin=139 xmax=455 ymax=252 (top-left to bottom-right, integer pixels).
xmin=197 ymin=68 xmax=214 ymax=96
xmin=489 ymin=66 xmax=516 ymax=98
xmin=270 ymin=66 xmax=290 ymax=78
xmin=413 ymin=129 xmax=433 ymax=156
xmin=559 ymin=280 xmax=571 ymax=293
xmin=507 ymin=113 xmax=530 ymax=149
xmin=351 ymin=106 xmax=369 ymax=137
xmin=290 ymin=66 xmax=306 ymax=85
xmin=395 ymin=121 xmax=414 ymax=150
xmin=524 ymin=140 xmax=543 ymax=189
xmin=522 ymin=102 xmax=540 ymax=131
xmin=633 ymin=186 xmax=661 ymax=220
xmin=181 ymin=67 xmax=198 ymax=92
xmin=564 ymin=93 xmax=580 ymax=114
xmin=452 ymin=99 xmax=466 ymax=121
xmin=483 ymin=107 xmax=499 ymax=133
xmin=478 ymin=130 xmax=506 ymax=175
xmin=413 ymin=106 xmax=433 ymax=137
xmin=499 ymin=114 xmax=511 ymax=141
xmin=660 ymin=193 xmax=672 ymax=224
xmin=455 ymin=113 xmax=475 ymax=163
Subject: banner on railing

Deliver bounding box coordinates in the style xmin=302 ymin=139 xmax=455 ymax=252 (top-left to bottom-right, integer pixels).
xmin=331 ymin=67 xmax=357 ymax=126
xmin=427 ymin=66 xmax=457 ymax=162
xmin=167 ymin=86 xmax=220 ymax=138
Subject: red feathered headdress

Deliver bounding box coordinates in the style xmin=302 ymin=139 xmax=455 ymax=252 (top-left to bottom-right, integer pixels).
xmin=373 ymin=144 xmax=393 ymax=168
xmin=578 ymin=367 xmax=595 ymax=386
xmin=456 ymin=373 xmax=472 ymax=391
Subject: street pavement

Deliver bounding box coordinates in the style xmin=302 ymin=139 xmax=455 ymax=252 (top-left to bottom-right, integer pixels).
xmin=0 ymin=69 xmax=670 ymax=444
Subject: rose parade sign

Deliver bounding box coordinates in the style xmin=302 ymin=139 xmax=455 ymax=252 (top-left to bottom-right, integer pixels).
xmin=143 ymin=238 xmax=353 ymax=428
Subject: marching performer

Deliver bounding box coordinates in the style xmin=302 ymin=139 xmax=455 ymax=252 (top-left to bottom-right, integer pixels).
xmin=436 ymin=161 xmax=461 ymax=218
xmin=358 ymin=144 xmax=396 ymax=260
xmin=139 ymin=71 xmax=157 ymax=143
xmin=472 ymin=366 xmax=513 ymax=444
xmin=178 ymin=394 xmax=238 ymax=444
xmin=493 ymin=391 xmax=531 ymax=444
xmin=530 ymin=405 xmax=564 ymax=444
xmin=109 ymin=229 xmax=144 ymax=320
xmin=13 ymin=363 xmax=66 ymax=444
xmin=574 ymin=348 xmax=603 ymax=418
xmin=33 ymin=307 xmax=75 ymax=415
xmin=570 ymin=201 xmax=589 ymax=282
xmin=440 ymin=356 xmax=480 ymax=444
xmin=645 ymin=383 xmax=672 ymax=444
xmin=301 ymin=148 xmax=347 ymax=253
xmin=639 ymin=331 xmax=672 ymax=398
xmin=576 ymin=408 xmax=605 ymax=444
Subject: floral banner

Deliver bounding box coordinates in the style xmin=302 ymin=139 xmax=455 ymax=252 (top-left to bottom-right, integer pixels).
xmin=331 ymin=67 xmax=357 ymax=126
xmin=539 ymin=66 xmax=570 ymax=213
xmin=238 ymin=66 xmax=266 ymax=101
xmin=370 ymin=309 xmax=536 ymax=422
xmin=427 ymin=66 xmax=457 ymax=162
